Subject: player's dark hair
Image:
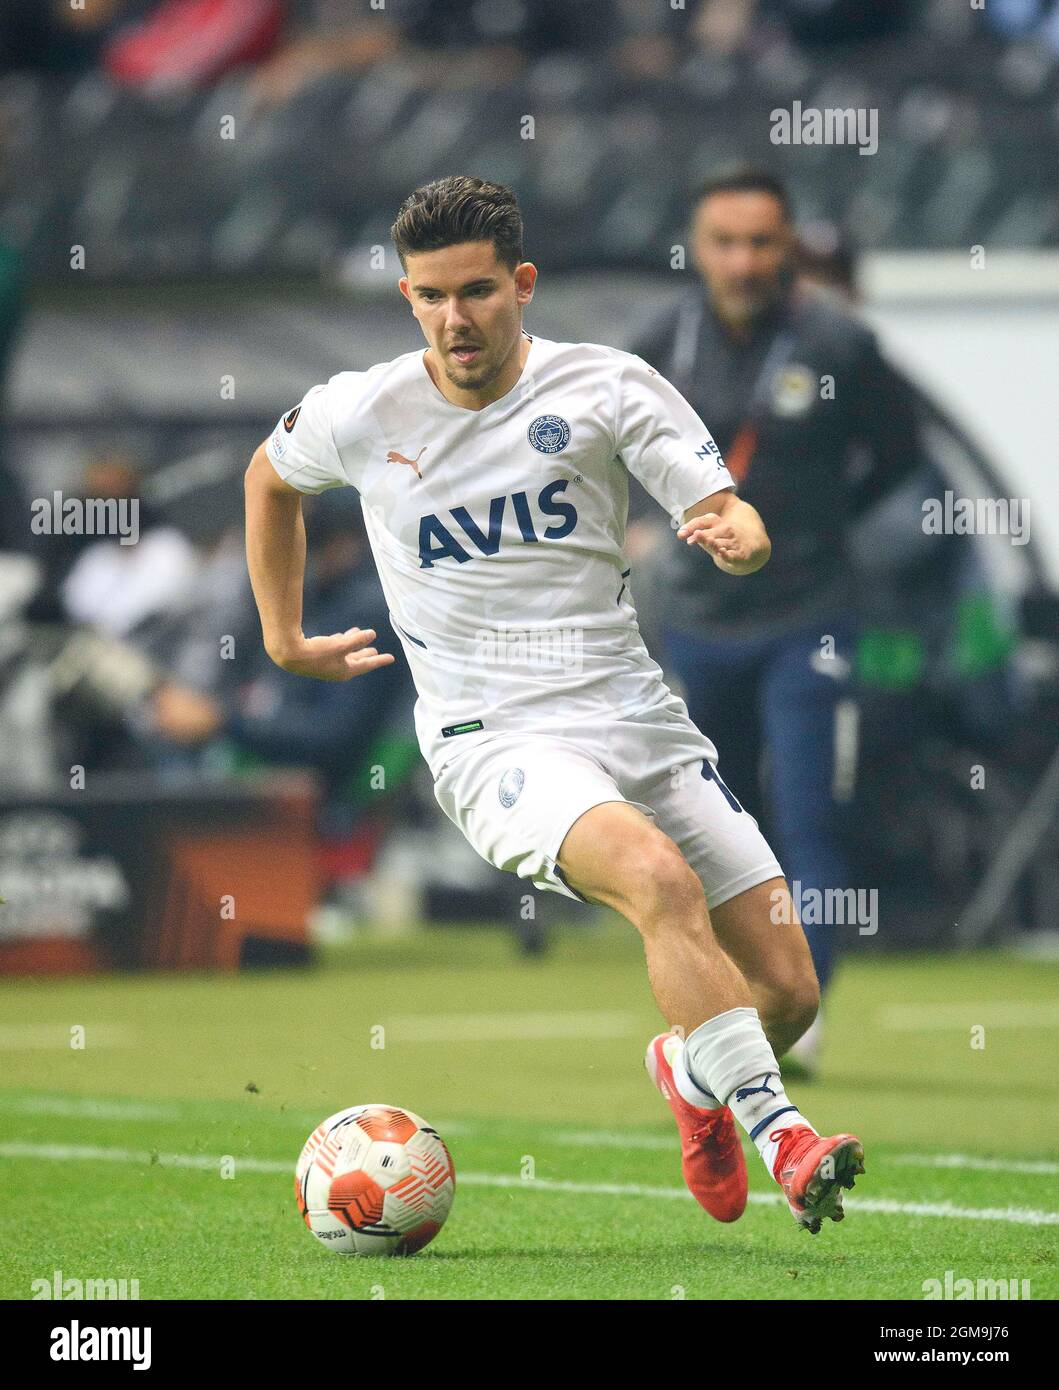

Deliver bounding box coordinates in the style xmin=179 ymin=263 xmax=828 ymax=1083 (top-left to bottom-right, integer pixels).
xmin=391 ymin=176 xmax=524 ymax=271
xmin=693 ymin=166 xmax=793 ymax=221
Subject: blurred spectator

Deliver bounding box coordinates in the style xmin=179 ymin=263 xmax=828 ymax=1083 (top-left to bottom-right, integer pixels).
xmin=151 ymin=490 xmax=412 ymax=834
xmin=249 ymin=0 xmax=617 ymax=106
xmin=795 ymin=221 xmax=859 ymax=301
xmin=0 ymin=223 xmax=25 ymax=555
xmin=609 ymin=0 xmax=689 ymax=81
xmin=104 ymin=0 xmax=286 ymax=93
xmin=631 ymin=167 xmax=926 ymax=1069
xmin=692 ymin=0 xmax=757 ymax=58
xmin=0 ymin=0 xmax=147 ymax=76
xmin=981 ymin=0 xmax=1059 ymax=53
xmin=765 ymin=0 xmax=914 ymax=45
xmin=59 ymin=456 xmax=198 ymax=639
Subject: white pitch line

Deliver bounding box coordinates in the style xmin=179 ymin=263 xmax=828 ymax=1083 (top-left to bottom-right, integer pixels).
xmin=552 ymin=1130 xmax=672 ymax=1150
xmin=0 ymin=1024 xmax=134 ymax=1050
xmin=542 ymin=1133 xmax=1059 ymax=1178
xmin=0 ymin=1143 xmax=287 ymax=1173
xmin=553 ymin=1132 xmax=1059 ymax=1168
xmin=383 ymin=1011 xmax=639 ymax=1042
xmin=891 ymin=1152 xmax=1059 ymax=1176
xmin=878 ymin=1000 xmax=1059 ymax=1031
xmin=0 ymin=1142 xmax=1056 ymax=1226
xmin=0 ymin=1095 xmax=178 ymax=1121
xmin=0 ymin=1100 xmax=1051 ymax=1178
xmin=0 ymin=1093 xmax=474 ymax=1133
xmin=457 ymin=1177 xmax=1059 ymax=1226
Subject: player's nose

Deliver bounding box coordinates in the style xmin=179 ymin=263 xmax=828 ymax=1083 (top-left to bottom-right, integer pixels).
xmin=443 ymin=298 xmax=474 ymax=332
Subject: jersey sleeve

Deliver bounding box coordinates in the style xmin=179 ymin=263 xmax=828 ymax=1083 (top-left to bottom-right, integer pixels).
xmin=615 ymin=353 xmax=733 ymax=519
xmin=265 ymin=381 xmax=348 ymax=494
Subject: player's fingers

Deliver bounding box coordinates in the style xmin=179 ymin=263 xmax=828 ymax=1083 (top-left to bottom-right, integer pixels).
xmin=344 ymin=651 xmax=395 ymax=675
xmin=677 ymin=512 xmax=720 ymax=538
xmin=305 ymin=629 xmax=375 ymax=657
xmin=689 ymin=527 xmax=733 ymax=549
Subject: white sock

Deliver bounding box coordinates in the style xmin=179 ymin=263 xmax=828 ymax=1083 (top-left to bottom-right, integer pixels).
xmin=666 ymin=1034 xmax=723 ymax=1110
xmin=683 ymin=1006 xmax=815 ymax=1173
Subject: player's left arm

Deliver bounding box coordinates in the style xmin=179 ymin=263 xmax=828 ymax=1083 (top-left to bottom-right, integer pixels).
xmin=614 ymin=352 xmax=772 ymax=577
xmin=677 ymin=490 xmax=772 ymax=576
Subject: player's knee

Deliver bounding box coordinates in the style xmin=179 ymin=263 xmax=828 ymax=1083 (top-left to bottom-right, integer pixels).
xmin=629 ymin=836 xmax=704 ymax=931
xmin=779 ymin=972 xmax=820 ymax=1043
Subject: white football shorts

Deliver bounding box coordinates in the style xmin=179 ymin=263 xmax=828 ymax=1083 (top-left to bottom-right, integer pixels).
xmin=431 ymin=700 xmax=783 ymax=908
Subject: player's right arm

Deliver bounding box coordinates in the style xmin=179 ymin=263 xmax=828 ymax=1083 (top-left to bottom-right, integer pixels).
xmin=244 ymin=440 xmax=394 ymax=683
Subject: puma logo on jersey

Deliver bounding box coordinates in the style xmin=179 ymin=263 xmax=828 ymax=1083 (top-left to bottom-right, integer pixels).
xmin=418 ymin=479 xmax=578 ymax=569
xmin=387 ymin=446 xmax=427 ymax=479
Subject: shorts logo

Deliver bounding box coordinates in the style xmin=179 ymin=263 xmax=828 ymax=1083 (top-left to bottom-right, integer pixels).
xmin=283 ymin=406 xmax=302 ymax=432
xmin=528 ymin=415 xmax=570 ymax=454
xmin=498 ymin=767 xmax=525 ymax=808
xmin=270 ymin=432 xmax=287 ymax=458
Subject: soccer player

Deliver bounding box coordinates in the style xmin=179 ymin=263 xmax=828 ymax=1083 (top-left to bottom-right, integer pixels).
xmin=244 ymin=176 xmax=865 ymax=1232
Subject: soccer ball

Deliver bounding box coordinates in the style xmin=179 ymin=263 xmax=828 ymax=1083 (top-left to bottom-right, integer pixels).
xmin=294 ymin=1104 xmax=455 ymax=1256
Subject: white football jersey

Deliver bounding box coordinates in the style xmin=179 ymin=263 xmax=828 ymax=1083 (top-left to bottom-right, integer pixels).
xmin=266 ymin=335 xmax=732 ymax=776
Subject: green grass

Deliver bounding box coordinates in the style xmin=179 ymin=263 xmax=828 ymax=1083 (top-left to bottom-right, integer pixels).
xmin=1 ymin=928 xmax=1057 ymax=1300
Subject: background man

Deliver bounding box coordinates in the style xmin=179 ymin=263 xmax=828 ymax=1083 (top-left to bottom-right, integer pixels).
xmin=632 ymin=168 xmax=924 ymax=1072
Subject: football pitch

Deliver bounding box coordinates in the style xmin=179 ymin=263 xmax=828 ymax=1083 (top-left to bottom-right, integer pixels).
xmin=2 ymin=927 xmax=1056 ymax=1302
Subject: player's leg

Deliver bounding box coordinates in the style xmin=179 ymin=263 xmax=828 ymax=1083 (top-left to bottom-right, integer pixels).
xmin=557 ymin=798 xmax=753 ymax=1031
xmin=557 ymin=799 xmax=862 ymax=1231
xmin=607 ymin=734 xmax=863 ymax=1230
xmin=557 ymin=798 xmax=753 ymax=1222
xmin=627 ymin=735 xmax=818 ymax=1055
xmin=709 ymin=876 xmax=819 ymax=1058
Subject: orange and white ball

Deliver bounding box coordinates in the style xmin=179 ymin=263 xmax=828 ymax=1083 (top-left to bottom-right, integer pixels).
xmin=295 ymin=1104 xmax=455 ymax=1256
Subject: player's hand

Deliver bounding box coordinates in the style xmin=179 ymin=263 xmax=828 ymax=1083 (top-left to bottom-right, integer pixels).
xmin=268 ymin=628 xmax=396 ymax=682
xmin=677 ymin=511 xmax=770 ymax=575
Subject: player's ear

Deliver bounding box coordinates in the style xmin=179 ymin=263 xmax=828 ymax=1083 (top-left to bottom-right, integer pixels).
xmin=514 ymin=261 xmax=537 ymax=306
xmin=398 ymin=276 xmax=412 ymax=306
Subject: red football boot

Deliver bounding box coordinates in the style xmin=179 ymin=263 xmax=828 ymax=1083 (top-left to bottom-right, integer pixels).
xmin=645 ymin=1032 xmax=747 ymax=1223
xmin=771 ymin=1125 xmax=865 ymax=1234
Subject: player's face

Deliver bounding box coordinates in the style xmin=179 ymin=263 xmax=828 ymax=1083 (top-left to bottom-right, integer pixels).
xmin=399 ymin=242 xmax=536 ymax=398
xmin=691 ymin=191 xmax=791 ymax=327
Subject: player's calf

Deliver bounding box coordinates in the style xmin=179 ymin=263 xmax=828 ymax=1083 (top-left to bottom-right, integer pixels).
xmin=754 ymin=974 xmax=820 ymax=1058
